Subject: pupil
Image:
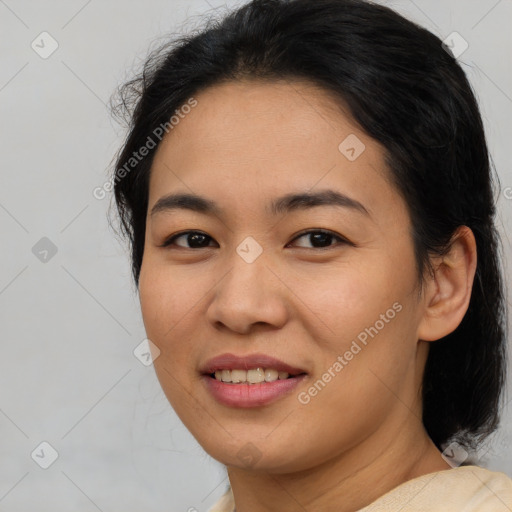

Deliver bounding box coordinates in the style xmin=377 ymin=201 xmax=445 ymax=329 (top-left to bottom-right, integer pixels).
xmin=186 ymin=232 xmax=333 ymax=248
xmin=311 ymin=232 xmax=331 ymax=247
xmin=189 ymin=233 xmax=208 ymax=248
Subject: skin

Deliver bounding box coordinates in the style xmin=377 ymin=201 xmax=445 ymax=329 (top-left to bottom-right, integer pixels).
xmin=138 ymin=79 xmax=477 ymax=512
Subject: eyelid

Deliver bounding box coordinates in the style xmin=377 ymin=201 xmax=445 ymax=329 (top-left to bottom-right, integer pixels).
xmin=288 ymin=228 xmax=353 ymax=248
xmin=159 ymin=230 xmax=215 ymax=248
xmin=160 ymin=228 xmax=352 ymax=249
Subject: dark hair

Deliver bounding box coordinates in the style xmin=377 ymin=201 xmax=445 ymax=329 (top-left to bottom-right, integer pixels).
xmin=109 ymin=0 xmax=508 ymax=457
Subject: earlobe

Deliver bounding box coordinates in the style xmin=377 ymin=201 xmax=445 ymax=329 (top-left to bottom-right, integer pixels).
xmin=417 ymin=226 xmax=477 ymax=342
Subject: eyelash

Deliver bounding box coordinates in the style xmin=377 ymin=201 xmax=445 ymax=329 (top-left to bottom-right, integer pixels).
xmin=159 ymin=229 xmax=351 ymax=250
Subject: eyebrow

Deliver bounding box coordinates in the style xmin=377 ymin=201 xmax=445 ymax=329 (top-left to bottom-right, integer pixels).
xmin=150 ymin=189 xmax=371 ymax=219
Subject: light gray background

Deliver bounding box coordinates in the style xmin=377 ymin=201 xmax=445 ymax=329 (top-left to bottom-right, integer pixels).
xmin=1 ymin=0 xmax=511 ymax=510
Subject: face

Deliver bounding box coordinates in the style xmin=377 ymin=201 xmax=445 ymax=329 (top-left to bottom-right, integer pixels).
xmin=139 ymin=79 xmax=428 ymax=474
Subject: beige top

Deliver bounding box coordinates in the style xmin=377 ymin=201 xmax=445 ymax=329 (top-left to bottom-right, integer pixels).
xmin=208 ymin=465 xmax=512 ymax=511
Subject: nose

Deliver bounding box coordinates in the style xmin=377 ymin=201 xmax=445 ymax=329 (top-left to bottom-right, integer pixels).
xmin=206 ymin=252 xmax=289 ymax=335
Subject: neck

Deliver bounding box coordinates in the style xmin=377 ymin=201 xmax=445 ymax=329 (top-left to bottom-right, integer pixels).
xmin=226 ymin=418 xmax=451 ymax=512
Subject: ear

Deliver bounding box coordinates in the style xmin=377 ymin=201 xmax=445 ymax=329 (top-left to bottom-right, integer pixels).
xmin=417 ymin=226 xmax=477 ymax=342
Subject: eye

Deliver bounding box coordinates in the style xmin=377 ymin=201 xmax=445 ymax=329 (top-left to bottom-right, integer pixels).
xmin=160 ymin=229 xmax=350 ymax=250
xmin=288 ymin=229 xmax=351 ymax=249
xmin=160 ymin=230 xmax=216 ymax=249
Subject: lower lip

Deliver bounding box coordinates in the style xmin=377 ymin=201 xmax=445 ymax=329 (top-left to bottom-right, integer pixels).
xmin=202 ymin=374 xmax=307 ymax=408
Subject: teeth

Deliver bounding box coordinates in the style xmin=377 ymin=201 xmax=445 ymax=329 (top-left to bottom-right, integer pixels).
xmin=213 ymin=368 xmax=291 ymax=383
xmin=231 ymin=369 xmax=246 ymax=383
xmin=247 ymin=368 xmax=265 ymax=383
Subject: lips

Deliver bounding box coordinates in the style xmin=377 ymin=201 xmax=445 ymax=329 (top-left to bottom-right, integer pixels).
xmin=200 ymin=352 xmax=307 ymax=376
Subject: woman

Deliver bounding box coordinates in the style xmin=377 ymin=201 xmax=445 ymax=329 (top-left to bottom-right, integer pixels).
xmin=109 ymin=0 xmax=512 ymax=510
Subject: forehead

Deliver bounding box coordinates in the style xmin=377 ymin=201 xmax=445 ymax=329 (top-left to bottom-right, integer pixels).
xmin=164 ymin=79 xmax=361 ymax=152
xmin=147 ymin=79 xmax=405 ymax=228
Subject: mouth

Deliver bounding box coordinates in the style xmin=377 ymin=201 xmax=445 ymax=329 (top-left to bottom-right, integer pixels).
xmin=200 ymin=352 xmax=308 ymax=406
xmin=207 ymin=368 xmax=307 ymax=384
xmin=200 ymin=352 xmax=308 ymax=382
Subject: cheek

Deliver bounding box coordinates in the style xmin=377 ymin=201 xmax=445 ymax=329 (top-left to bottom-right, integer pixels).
xmin=139 ymin=259 xmax=194 ymax=330
xmin=138 ymin=262 xmax=189 ymax=353
xmin=290 ymin=261 xmax=396 ymax=345
xmin=138 ymin=264 xmax=201 ymax=411
xmin=138 ymin=259 xmax=217 ymax=375
xmin=294 ymin=255 xmax=417 ymax=384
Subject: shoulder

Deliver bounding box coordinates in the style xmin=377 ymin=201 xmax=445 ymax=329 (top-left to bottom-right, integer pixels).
xmin=206 ymin=466 xmax=512 ymax=512
xmin=359 ymin=465 xmax=512 ymax=512
xmin=207 ymin=486 xmax=234 ymax=512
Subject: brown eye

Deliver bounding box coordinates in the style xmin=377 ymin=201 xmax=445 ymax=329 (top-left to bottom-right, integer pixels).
xmin=289 ymin=229 xmax=350 ymax=249
xmin=160 ymin=228 xmax=351 ymax=250
xmin=161 ymin=231 xmax=215 ymax=249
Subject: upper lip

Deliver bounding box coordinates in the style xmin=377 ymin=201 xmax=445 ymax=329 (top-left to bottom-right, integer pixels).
xmin=200 ymin=353 xmax=307 ymax=376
